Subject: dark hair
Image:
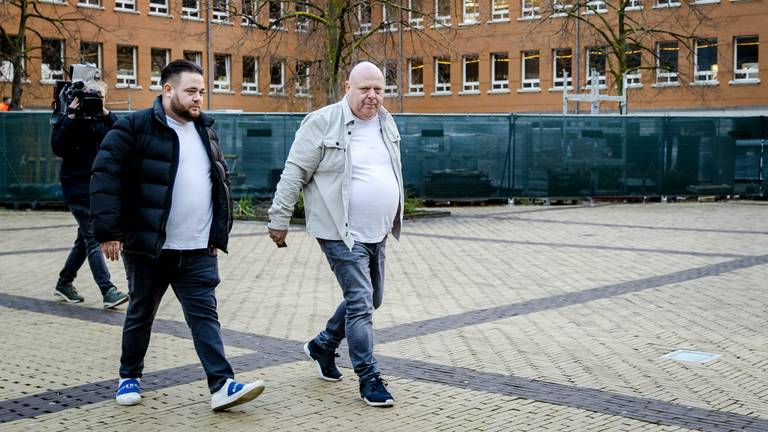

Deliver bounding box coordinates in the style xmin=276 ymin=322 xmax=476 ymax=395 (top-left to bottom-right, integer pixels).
xmin=160 ymin=60 xmax=204 ymax=86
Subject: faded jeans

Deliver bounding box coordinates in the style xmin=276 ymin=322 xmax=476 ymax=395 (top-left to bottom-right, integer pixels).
xmin=313 ymin=238 xmax=386 ymax=382
xmin=57 ymin=202 xmax=113 ymax=295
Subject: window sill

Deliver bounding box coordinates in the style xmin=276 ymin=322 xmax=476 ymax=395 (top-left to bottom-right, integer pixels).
xmin=213 ymin=89 xmax=234 ymax=94
xmin=150 ymin=85 xmax=162 ymax=91
xmin=458 ymin=20 xmax=479 ymax=27
xmin=459 ymin=90 xmax=480 ymax=95
xmin=582 ymin=10 xmax=607 ymax=15
xmin=241 ymin=90 xmax=261 ymax=95
xmin=548 ymin=86 xmax=573 ymax=92
xmin=692 ymin=0 xmax=719 ymax=4
xmin=115 ymin=84 xmax=142 ymax=89
xmin=517 ymin=15 xmax=541 ymax=21
xmin=148 ymin=12 xmax=173 ymax=18
xmin=626 ymin=83 xmax=644 ymax=89
xmin=182 ymin=15 xmax=203 ymax=21
xmin=487 ymin=18 xmax=511 ymax=24
xmin=690 ymin=80 xmax=719 ymax=87
xmin=77 ymin=4 xmax=105 ymax=10
xmin=651 ymin=82 xmax=681 ymax=88
xmin=625 ymin=6 xmax=643 ymax=10
xmin=384 ymin=93 xmax=399 ymax=98
xmin=517 ymin=88 xmax=541 ymax=93
xmin=268 ymin=92 xmax=287 ymax=97
xmin=114 ymin=8 xmax=140 ymax=14
xmin=652 ymin=3 xmax=681 ymax=8
xmin=729 ymin=79 xmax=761 ymax=85
xmin=430 ymin=91 xmax=452 ymax=96
xmin=581 ymin=85 xmax=608 ymax=90
xmin=404 ymin=92 xmax=425 ymax=97
xmin=487 ymin=89 xmax=510 ymax=94
xmin=211 ymin=20 xmax=234 ymax=26
xmin=40 ymin=79 xmax=61 ymax=85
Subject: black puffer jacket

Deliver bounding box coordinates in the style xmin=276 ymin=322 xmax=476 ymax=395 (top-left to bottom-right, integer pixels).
xmin=90 ymin=96 xmax=232 ymax=258
xmin=51 ymin=113 xmax=117 ymax=205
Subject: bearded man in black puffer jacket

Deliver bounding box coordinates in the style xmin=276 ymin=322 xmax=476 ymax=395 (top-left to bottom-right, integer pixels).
xmin=90 ymin=59 xmax=265 ymax=411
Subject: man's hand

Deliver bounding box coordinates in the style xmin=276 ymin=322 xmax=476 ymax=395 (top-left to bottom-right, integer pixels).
xmin=67 ymin=97 xmax=80 ymax=119
xmin=268 ymin=228 xmax=288 ymax=248
xmin=101 ymin=240 xmax=123 ymax=261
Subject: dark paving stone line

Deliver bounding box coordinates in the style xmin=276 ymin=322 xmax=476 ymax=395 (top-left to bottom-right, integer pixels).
xmin=381 ymin=356 xmax=768 ymax=432
xmin=0 ymin=224 xmax=75 ymax=232
xmin=405 ymin=231 xmax=751 ymax=259
xmin=376 ymin=254 xmax=768 ymax=343
xmin=0 ymin=247 xmax=71 ymax=257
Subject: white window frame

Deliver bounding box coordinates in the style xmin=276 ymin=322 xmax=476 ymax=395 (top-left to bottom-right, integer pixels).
xmin=520 ymin=0 xmax=540 ymax=19
xmin=491 ymin=53 xmax=509 ymax=91
xmin=462 ymin=55 xmax=479 ymax=93
xmin=40 ymin=0 xmax=66 ymax=4
xmin=492 ymin=0 xmax=510 ymax=21
xmin=183 ymin=0 xmax=200 ymax=18
xmin=462 ymin=0 xmax=479 ymax=24
xmin=242 ymin=56 xmax=260 ymax=94
xmin=150 ymin=48 xmax=170 ymax=90
xmin=408 ymin=0 xmax=424 ymax=29
xmin=80 ymin=42 xmax=103 ymax=70
xmin=552 ymin=48 xmax=573 ymax=89
xmin=381 ymin=3 xmax=399 ymax=31
xmin=213 ymin=54 xmax=231 ymax=92
xmin=269 ymin=60 xmax=285 ymax=95
xmin=149 ymin=0 xmax=169 ymax=15
xmin=433 ymin=57 xmax=451 ymax=94
xmin=654 ymin=0 xmax=681 ymax=7
xmin=295 ymin=61 xmax=311 ymax=96
xmin=433 ymin=0 xmax=451 ymax=27
xmin=295 ymin=2 xmax=310 ymax=32
xmin=732 ymin=36 xmax=760 ymax=82
xmin=242 ymin=0 xmax=257 ymax=26
xmin=408 ymin=58 xmax=424 ymax=95
xmin=78 ymin=0 xmax=101 ymax=8
xmin=41 ymin=39 xmax=65 ymax=83
xmin=584 ymin=0 xmax=606 ymax=13
xmin=0 ymin=37 xmax=23 ymax=83
xmin=269 ymin=0 xmax=286 ymax=29
xmin=212 ymin=0 xmax=230 ymax=23
xmin=585 ymin=47 xmax=607 ymax=88
xmin=625 ymin=46 xmax=642 ymax=87
xmin=116 ymin=45 xmax=138 ymax=88
xmin=114 ymin=0 xmax=136 ymax=12
xmin=656 ymin=41 xmax=679 ymax=85
xmin=626 ymin=0 xmax=642 ymax=10
xmin=693 ymin=38 xmax=718 ymax=83
xmin=383 ymin=62 xmax=398 ymax=96
xmin=356 ymin=1 xmax=372 ymax=34
xmin=184 ymin=50 xmax=202 ymax=65
xmin=552 ymin=0 xmax=573 ymax=16
xmin=521 ymin=50 xmax=540 ymax=89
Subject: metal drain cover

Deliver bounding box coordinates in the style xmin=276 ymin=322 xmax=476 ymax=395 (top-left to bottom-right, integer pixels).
xmin=662 ymin=349 xmax=720 ymax=364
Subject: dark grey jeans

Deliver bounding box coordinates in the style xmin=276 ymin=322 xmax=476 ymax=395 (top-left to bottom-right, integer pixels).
xmin=313 ymin=238 xmax=386 ymax=382
xmin=120 ymin=249 xmax=234 ymax=393
xmin=57 ymin=202 xmax=113 ymax=295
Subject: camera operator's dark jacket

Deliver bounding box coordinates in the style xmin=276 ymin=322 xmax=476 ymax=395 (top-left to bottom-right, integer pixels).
xmin=90 ymin=96 xmax=232 ymax=258
xmin=51 ymin=113 xmax=117 ymax=205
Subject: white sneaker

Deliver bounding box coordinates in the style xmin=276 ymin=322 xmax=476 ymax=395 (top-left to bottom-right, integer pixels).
xmin=210 ymin=378 xmax=265 ymax=412
xmin=115 ymin=378 xmax=141 ymax=406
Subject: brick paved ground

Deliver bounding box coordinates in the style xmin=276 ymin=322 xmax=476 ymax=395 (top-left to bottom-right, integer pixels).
xmin=1 ymin=201 xmax=767 ymax=431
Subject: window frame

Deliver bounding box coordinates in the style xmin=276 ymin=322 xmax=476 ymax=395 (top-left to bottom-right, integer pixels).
xmin=213 ymin=53 xmax=232 ymax=92
xmin=491 ymin=52 xmax=510 ymax=91
xmin=492 ymin=0 xmax=510 ymax=21
xmin=383 ymin=62 xmax=399 ymax=96
xmin=242 ymin=56 xmax=260 ymax=94
xmin=212 ymin=0 xmax=230 ymax=23
xmin=585 ymin=47 xmax=607 ymax=88
xmin=462 ymin=0 xmax=479 ymax=24
xmin=295 ymin=60 xmax=311 ymax=96
xmin=80 ymin=41 xmax=103 ymax=71
xmin=116 ymin=45 xmax=138 ymax=88
xmin=655 ymin=41 xmax=679 ymax=85
xmin=408 ymin=58 xmax=424 ymax=95
xmin=732 ymin=35 xmax=760 ymax=82
xmin=150 ymin=48 xmax=170 ymax=90
xmin=462 ymin=55 xmax=479 ymax=93
xmin=269 ymin=59 xmax=286 ymax=95
xmin=693 ymin=38 xmax=718 ymax=83
xmin=433 ymin=0 xmax=451 ymax=27
xmin=552 ymin=48 xmax=573 ymax=89
xmin=114 ymin=0 xmax=136 ymax=12
xmin=41 ymin=39 xmax=65 ymax=84
xmin=149 ymin=0 xmax=169 ymax=15
xmin=183 ymin=0 xmax=201 ymax=18
xmin=521 ymin=50 xmax=540 ymax=89
xmin=520 ymin=0 xmax=540 ymax=19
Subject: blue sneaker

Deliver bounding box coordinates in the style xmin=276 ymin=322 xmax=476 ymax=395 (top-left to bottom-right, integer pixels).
xmin=304 ymin=340 xmax=342 ymax=382
xmin=359 ymin=375 xmax=394 ymax=407
xmin=116 ymin=378 xmax=141 ymax=406
xmin=210 ymin=378 xmax=265 ymax=411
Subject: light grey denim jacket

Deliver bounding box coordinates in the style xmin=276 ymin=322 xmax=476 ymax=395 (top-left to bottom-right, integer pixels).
xmin=268 ymin=98 xmax=404 ymax=249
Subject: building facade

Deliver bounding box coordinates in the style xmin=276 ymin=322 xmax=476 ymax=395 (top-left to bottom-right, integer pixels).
xmin=1 ymin=0 xmax=766 ymax=113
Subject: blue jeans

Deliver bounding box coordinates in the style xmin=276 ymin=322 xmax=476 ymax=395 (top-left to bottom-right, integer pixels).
xmin=57 ymin=202 xmax=113 ymax=295
xmin=120 ymin=249 xmax=234 ymax=393
xmin=314 ymin=238 xmax=386 ymax=382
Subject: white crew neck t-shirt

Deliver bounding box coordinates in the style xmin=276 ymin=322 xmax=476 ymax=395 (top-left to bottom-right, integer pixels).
xmin=347 ymin=114 xmax=399 ymax=243
xmin=163 ymin=116 xmax=213 ymax=250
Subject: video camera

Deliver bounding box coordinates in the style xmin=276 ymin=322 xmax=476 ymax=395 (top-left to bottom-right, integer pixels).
xmin=51 ymin=64 xmax=104 ymax=123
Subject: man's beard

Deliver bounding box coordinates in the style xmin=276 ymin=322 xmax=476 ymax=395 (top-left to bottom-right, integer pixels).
xmin=170 ymin=96 xmax=200 ymax=121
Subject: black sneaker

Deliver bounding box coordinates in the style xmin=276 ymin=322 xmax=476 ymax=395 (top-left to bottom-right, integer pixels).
xmin=359 ymin=375 xmax=394 ymax=407
xmin=303 ymin=340 xmax=342 ymax=382
xmin=54 ymin=283 xmax=84 ymax=303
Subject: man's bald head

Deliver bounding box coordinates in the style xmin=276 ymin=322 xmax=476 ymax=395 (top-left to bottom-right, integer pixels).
xmin=345 ymin=61 xmax=385 ymax=120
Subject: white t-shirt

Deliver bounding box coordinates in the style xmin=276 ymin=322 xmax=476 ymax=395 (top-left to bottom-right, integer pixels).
xmin=163 ymin=116 xmax=213 ymax=250
xmin=348 ymin=114 xmax=399 ymax=243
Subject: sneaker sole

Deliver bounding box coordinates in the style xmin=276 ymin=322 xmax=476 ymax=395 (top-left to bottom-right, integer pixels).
xmin=360 ymin=395 xmax=395 ymax=407
xmin=303 ymin=343 xmax=342 ymax=382
xmin=116 ymin=393 xmax=142 ymax=406
xmin=54 ymin=291 xmax=84 ymax=303
xmin=212 ymin=382 xmax=265 ymax=412
xmin=104 ymin=295 xmax=129 ymax=309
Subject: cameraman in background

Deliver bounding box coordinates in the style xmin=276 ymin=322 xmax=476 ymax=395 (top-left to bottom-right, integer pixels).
xmin=51 ymin=79 xmax=129 ymax=308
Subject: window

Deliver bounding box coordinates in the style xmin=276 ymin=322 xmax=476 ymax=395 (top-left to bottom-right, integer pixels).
xmin=408 ymin=0 xmax=424 ymax=28
xmin=296 ymin=2 xmax=310 ymax=32
xmin=656 ymin=41 xmax=679 ymax=84
xmin=269 ymin=59 xmax=285 ymax=94
xmin=434 ymin=57 xmax=451 ymax=93
xmin=213 ymin=54 xmax=231 ymax=91
xmin=41 ymin=39 xmax=64 ymax=83
xmin=382 ymin=2 xmax=398 ymax=31
xmin=356 ymin=0 xmax=372 ymax=33
xmin=242 ymin=0 xmax=257 ymax=25
xmin=553 ymin=48 xmax=572 ymax=88
xmin=463 ymin=0 xmax=479 ymax=24
xmin=586 ymin=47 xmax=606 ymax=87
xmin=408 ymin=58 xmax=424 ymax=94
xmin=150 ymin=48 xmax=170 ymax=89
xmin=627 ymin=0 xmax=642 ymax=9
xmin=492 ymin=0 xmax=509 ymax=20
xmin=80 ymin=42 xmax=102 ymax=70
xmin=521 ymin=0 xmax=540 ymax=18
xmin=463 ymin=55 xmax=479 ymax=92
xmin=184 ymin=50 xmax=202 ymax=65
xmin=521 ymin=50 xmax=540 ymax=89
xmin=0 ymin=36 xmax=21 ymax=82
xmin=626 ymin=45 xmax=642 ymax=87
xmin=116 ymin=45 xmax=137 ymax=87
xmin=584 ymin=0 xmax=606 ymax=13
xmin=655 ymin=0 xmax=680 ymax=6
xmin=149 ymin=0 xmax=169 ymax=15
xmin=183 ymin=0 xmax=200 ymax=18
xmin=242 ymin=56 xmax=259 ymax=93
xmin=78 ymin=0 xmax=101 ymax=8
xmin=694 ymin=38 xmax=718 ymax=82
xmin=552 ymin=0 xmax=572 ymax=15
xmin=733 ymin=36 xmax=759 ymax=82
xmin=115 ymin=0 xmax=135 ymax=11
xmin=491 ymin=53 xmax=509 ymax=91
xmin=269 ymin=0 xmax=285 ymax=28
xmin=434 ymin=0 xmax=450 ymax=26
xmin=213 ymin=0 xmax=229 ymax=22
xmin=383 ymin=62 xmax=398 ymax=96
xmin=295 ymin=61 xmax=311 ymax=96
